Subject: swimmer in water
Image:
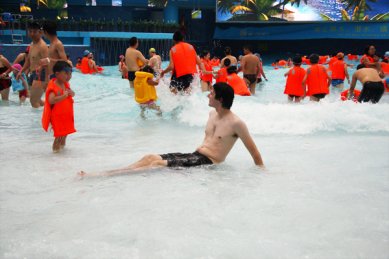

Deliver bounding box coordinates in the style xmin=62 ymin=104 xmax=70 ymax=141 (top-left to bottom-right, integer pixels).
xmin=79 ymin=83 xmax=264 ymax=177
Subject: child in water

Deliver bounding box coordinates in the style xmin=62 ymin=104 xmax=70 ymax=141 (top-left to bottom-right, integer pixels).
xmin=10 ymin=64 xmax=29 ymax=104
xmin=284 ymin=55 xmax=306 ymax=103
xmin=42 ymin=61 xmax=76 ymax=152
xmin=134 ymin=65 xmax=161 ymax=116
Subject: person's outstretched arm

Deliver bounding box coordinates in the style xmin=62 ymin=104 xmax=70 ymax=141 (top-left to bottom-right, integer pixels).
xmin=235 ymin=120 xmax=264 ymax=167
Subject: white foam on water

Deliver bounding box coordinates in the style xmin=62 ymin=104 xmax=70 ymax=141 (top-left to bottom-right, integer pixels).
xmin=1 ymin=64 xmax=388 ymax=258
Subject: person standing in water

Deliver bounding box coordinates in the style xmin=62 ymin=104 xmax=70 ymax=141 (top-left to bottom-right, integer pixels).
xmin=331 ymin=52 xmax=350 ymax=90
xmin=240 ymin=45 xmax=261 ymax=95
xmin=17 ymin=21 xmax=48 ymax=108
xmin=79 ymin=83 xmax=264 ymax=177
xmin=220 ymin=46 xmax=238 ymax=67
xmin=148 ymin=48 xmax=161 ymax=74
xmin=160 ymin=31 xmax=206 ymax=94
xmin=41 ymin=20 xmax=67 ymax=79
xmin=302 ymin=54 xmax=331 ymax=102
xmin=125 ymin=37 xmax=148 ymax=88
xmin=0 ymin=54 xmax=12 ymax=101
xmin=349 ymin=65 xmax=385 ymax=103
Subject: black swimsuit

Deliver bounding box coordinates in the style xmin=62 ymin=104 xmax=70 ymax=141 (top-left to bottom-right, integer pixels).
xmin=359 ymin=81 xmax=385 ymax=103
xmin=160 ymin=151 xmax=213 ymax=167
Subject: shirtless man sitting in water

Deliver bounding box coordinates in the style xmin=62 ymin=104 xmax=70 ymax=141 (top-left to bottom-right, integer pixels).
xmin=80 ymin=83 xmax=264 ymax=177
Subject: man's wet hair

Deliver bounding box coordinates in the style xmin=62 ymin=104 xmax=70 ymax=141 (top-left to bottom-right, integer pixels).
xmin=141 ymin=65 xmax=155 ymax=74
xmin=28 ymin=21 xmax=41 ymax=30
xmin=243 ymin=45 xmax=252 ymax=52
xmin=309 ymin=54 xmax=320 ymax=64
xmin=293 ymin=55 xmax=302 ymax=65
xmin=226 ymin=65 xmax=237 ymax=75
xmin=213 ymin=82 xmax=234 ymax=110
xmin=223 ymin=58 xmax=231 ymax=67
xmin=200 ymin=50 xmax=210 ymax=58
xmin=356 ymin=64 xmax=365 ymax=70
xmin=42 ymin=20 xmax=57 ymax=36
xmin=53 ymin=61 xmax=72 ymax=73
xmin=173 ymin=31 xmax=184 ymax=42
xmin=364 ymin=45 xmax=375 ymax=55
xmin=129 ymin=37 xmax=138 ymax=47
xmin=224 ymin=47 xmax=232 ymax=55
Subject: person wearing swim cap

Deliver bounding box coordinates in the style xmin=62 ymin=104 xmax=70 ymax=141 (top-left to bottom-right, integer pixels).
xmin=79 ymin=83 xmax=264 ymax=177
xmin=125 ymin=37 xmax=148 ymax=88
xmin=10 ymin=63 xmax=29 ymax=103
xmin=16 ymin=21 xmax=48 ymax=108
xmin=148 ymin=48 xmax=161 ymax=75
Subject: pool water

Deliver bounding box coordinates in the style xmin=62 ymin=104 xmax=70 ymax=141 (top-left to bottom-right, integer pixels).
xmin=1 ymin=62 xmax=389 ymax=258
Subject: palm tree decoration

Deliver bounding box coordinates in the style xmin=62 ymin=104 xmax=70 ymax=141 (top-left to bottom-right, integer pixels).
xmin=320 ymin=0 xmax=388 ymax=21
xmin=217 ymin=0 xmax=290 ymax=21
xmin=38 ymin=0 xmax=67 ymax=9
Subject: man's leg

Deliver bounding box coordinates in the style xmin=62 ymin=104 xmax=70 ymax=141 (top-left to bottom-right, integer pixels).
xmin=30 ymin=80 xmax=44 ymax=108
xmin=79 ymin=154 xmax=168 ymax=177
xmin=250 ymin=82 xmax=256 ymax=95
xmin=0 ymin=88 xmax=10 ymax=101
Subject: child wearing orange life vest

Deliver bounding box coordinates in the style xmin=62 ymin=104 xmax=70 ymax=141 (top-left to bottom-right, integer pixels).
xmin=226 ymin=66 xmax=251 ymax=96
xmin=134 ymin=65 xmax=161 ymax=116
xmin=214 ymin=58 xmax=231 ymax=83
xmin=302 ymin=54 xmax=331 ymax=102
xmin=42 ymin=61 xmax=76 ymax=152
xmin=200 ymin=50 xmax=214 ymax=92
xmin=331 ymin=52 xmax=350 ymax=90
xmin=283 ymin=55 xmax=306 ymax=103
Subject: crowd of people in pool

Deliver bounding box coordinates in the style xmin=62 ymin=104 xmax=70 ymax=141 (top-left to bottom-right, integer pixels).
xmin=0 ymin=20 xmax=388 ymax=173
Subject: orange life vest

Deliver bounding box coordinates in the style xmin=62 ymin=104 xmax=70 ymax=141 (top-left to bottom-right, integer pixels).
xmin=319 ymin=56 xmax=328 ymax=64
xmin=302 ymin=57 xmax=311 ymax=65
xmin=347 ymin=54 xmax=358 ymax=60
xmin=328 ymin=57 xmax=338 ymax=71
xmin=341 ymin=89 xmax=361 ymax=102
xmin=216 ymin=67 xmax=228 ymax=83
xmin=360 ymin=54 xmax=374 ymax=64
xmin=331 ymin=60 xmax=346 ymax=80
xmin=284 ymin=66 xmax=306 ymax=97
xmin=200 ymin=58 xmax=213 ymax=82
xmin=306 ymin=64 xmax=329 ymax=96
xmin=210 ymin=58 xmax=220 ymax=67
xmin=278 ymin=60 xmax=287 ymax=66
xmin=227 ymin=73 xmax=251 ymax=96
xmin=42 ymin=78 xmax=76 ymax=137
xmin=171 ymin=42 xmax=197 ymax=77
xmin=80 ymin=57 xmax=92 ymax=74
xmin=380 ymin=62 xmax=389 ymax=74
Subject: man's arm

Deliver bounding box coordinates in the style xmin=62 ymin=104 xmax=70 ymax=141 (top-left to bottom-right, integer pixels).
xmin=235 ymin=120 xmax=264 ymax=167
xmin=324 ymin=67 xmax=331 ymax=87
xmin=137 ymin=51 xmax=148 ymax=65
xmin=160 ymin=50 xmax=174 ymax=77
xmin=196 ymin=55 xmax=209 ymax=74
xmin=344 ymin=63 xmax=350 ymax=84
xmin=238 ymin=56 xmax=245 ymax=73
xmin=302 ymin=68 xmax=309 ymax=97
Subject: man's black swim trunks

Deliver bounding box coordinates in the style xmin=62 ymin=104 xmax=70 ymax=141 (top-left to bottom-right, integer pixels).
xmin=358 ymin=81 xmax=384 ymax=104
xmin=159 ymin=151 xmax=213 ymax=167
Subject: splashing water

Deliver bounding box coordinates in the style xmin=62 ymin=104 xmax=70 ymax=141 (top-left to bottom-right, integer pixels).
xmin=0 ymin=62 xmax=388 ymax=258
